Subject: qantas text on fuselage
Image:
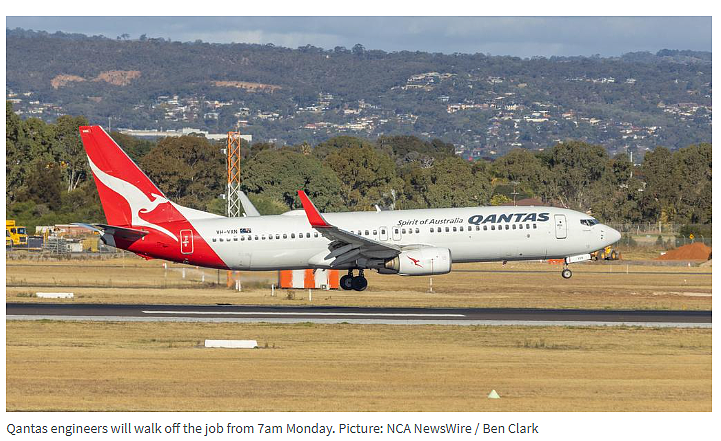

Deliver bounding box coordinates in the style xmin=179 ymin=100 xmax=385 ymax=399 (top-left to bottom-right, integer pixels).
xmin=75 ymin=126 xmax=621 ymax=291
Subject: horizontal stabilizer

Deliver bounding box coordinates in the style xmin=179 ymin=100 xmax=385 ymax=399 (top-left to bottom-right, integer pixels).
xmin=73 ymin=222 xmax=149 ymax=241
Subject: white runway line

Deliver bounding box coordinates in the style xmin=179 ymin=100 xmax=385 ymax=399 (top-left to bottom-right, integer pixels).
xmin=6 ymin=315 xmax=711 ymax=328
xmin=141 ymin=310 xmax=466 ymax=317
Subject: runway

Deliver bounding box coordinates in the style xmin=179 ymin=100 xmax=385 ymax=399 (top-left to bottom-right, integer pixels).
xmin=6 ymin=302 xmax=712 ymax=328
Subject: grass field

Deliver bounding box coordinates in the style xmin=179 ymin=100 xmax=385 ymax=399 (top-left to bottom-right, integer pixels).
xmin=5 ymin=255 xmax=712 ymax=412
xmin=6 ymin=320 xmax=711 ymax=412
xmin=6 ymin=257 xmax=712 ymax=310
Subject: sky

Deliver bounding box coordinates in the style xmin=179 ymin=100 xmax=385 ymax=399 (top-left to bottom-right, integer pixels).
xmin=5 ymin=16 xmax=712 ymax=58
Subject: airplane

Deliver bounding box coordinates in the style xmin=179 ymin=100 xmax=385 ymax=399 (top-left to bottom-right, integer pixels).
xmin=76 ymin=125 xmax=622 ymax=291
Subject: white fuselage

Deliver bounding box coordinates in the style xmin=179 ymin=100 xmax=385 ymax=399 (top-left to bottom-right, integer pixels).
xmin=187 ymin=206 xmax=620 ymax=271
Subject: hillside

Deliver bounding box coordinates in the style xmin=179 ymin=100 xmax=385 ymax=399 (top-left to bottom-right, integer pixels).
xmin=6 ymin=28 xmax=712 ymax=159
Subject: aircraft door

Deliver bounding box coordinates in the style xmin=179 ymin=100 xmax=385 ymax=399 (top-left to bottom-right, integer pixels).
xmin=392 ymin=226 xmax=402 ymax=241
xmin=180 ymin=229 xmax=194 ymax=254
xmin=554 ymin=215 xmax=567 ymax=239
xmin=379 ymin=226 xmax=388 ymax=241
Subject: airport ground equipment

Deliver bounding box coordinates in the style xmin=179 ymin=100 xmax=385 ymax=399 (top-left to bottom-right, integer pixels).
xmin=6 ymin=220 xmax=28 ymax=248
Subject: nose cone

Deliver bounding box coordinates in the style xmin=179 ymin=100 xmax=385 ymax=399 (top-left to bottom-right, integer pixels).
xmin=607 ymin=226 xmax=622 ymax=244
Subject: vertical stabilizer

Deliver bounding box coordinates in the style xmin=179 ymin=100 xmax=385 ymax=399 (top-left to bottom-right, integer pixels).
xmin=79 ymin=126 xmax=174 ymax=229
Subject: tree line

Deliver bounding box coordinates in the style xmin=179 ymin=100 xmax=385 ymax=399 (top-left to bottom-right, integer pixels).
xmin=6 ymin=103 xmax=712 ymax=235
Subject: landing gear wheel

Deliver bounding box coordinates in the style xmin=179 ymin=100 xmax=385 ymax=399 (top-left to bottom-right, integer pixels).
xmin=340 ymin=275 xmax=354 ymax=290
xmin=561 ymin=268 xmax=573 ymax=279
xmin=351 ymin=276 xmax=368 ymax=291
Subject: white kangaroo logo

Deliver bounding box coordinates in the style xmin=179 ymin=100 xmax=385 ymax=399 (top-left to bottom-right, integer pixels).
xmin=88 ymin=156 xmax=178 ymax=242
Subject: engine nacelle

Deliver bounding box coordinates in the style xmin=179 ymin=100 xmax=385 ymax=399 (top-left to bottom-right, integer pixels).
xmin=383 ymin=247 xmax=452 ymax=276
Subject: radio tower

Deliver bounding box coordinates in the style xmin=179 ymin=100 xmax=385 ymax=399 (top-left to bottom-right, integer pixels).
xmin=226 ymin=131 xmax=243 ymax=217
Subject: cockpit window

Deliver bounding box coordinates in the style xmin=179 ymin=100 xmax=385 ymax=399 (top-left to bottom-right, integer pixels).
xmin=580 ymin=218 xmax=599 ymax=226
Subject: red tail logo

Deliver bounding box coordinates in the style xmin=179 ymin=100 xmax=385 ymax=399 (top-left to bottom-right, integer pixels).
xmin=79 ymin=126 xmax=187 ymax=241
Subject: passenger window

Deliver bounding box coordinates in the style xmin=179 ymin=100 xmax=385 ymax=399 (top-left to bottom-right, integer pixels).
xmin=512 ymin=224 xmax=516 ymax=230
xmin=254 ymin=235 xmax=258 ymax=240
xmin=357 ymin=230 xmax=362 ymax=235
xmin=381 ymin=229 xmax=386 ymax=235
xmin=268 ymin=235 xmax=273 ymax=240
xmin=483 ymin=225 xmax=487 ymax=231
xmin=212 ymin=238 xmax=217 ymax=242
xmin=234 ymin=237 xmax=238 ymax=241
xmin=526 ymin=224 xmax=530 ymax=229
xmin=306 ymin=233 xmax=311 ymax=238
xmin=402 ymin=229 xmax=406 ymax=234
xmin=261 ymin=235 xmax=266 ymax=240
xmin=491 ymin=225 xmax=495 ymax=231
xmin=452 ymin=227 xmax=457 ymax=232
xmin=445 ymin=227 xmax=450 ymax=232
xmin=460 ymin=226 xmax=464 ymax=232
xmin=505 ymin=225 xmax=509 ymax=230
xmin=314 ymin=232 xmax=318 ymax=237
xmin=430 ymin=228 xmax=434 ymax=233
xmin=365 ymin=230 xmax=370 ymax=236
xmin=373 ymin=230 xmax=377 ymax=235
xmin=219 ymin=238 xmax=224 ymax=242
xmin=283 ymin=234 xmax=288 ymax=239
xmin=241 ymin=236 xmax=245 ymax=241
xmin=291 ymin=233 xmax=295 ymax=238
xmin=415 ymin=228 xmax=419 ymax=233
xmin=533 ymin=224 xmax=537 ymax=229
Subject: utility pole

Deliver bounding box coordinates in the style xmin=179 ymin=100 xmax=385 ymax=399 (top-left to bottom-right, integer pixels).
xmin=226 ymin=131 xmax=242 ymax=217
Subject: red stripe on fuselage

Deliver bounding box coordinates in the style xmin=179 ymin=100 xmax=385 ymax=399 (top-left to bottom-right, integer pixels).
xmin=120 ymin=219 xmax=229 ymax=270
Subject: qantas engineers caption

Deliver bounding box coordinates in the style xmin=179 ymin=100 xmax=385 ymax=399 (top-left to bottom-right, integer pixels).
xmin=7 ymin=421 xmax=540 ymax=437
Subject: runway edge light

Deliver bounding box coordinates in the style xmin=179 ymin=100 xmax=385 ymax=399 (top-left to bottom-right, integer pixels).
xmin=488 ymin=390 xmax=500 ymax=399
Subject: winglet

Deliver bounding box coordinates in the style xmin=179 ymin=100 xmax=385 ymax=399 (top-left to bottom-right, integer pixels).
xmin=297 ymin=190 xmax=331 ymax=228
xmin=239 ymin=191 xmax=261 ymax=217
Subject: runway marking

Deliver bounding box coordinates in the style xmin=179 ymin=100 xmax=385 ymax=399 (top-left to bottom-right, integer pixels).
xmin=141 ymin=310 xmax=466 ymax=317
xmin=6 ymin=315 xmax=711 ymax=328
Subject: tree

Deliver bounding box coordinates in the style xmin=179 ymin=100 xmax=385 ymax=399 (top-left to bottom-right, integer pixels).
xmin=324 ymin=144 xmax=399 ymax=209
xmin=423 ymin=157 xmax=492 ymax=208
xmin=6 ymin=102 xmax=28 ymax=203
xmin=139 ymin=135 xmax=225 ymax=211
xmin=491 ymin=148 xmax=553 ymax=200
xmin=641 ymin=146 xmax=677 ymax=222
xmin=241 ymin=149 xmax=344 ymax=211
xmin=547 ymin=141 xmax=609 ymax=211
xmin=54 ymin=114 xmax=90 ymax=192
xmin=313 ymin=136 xmax=374 ymax=160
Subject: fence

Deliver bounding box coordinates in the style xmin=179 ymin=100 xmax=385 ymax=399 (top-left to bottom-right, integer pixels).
xmin=609 ymin=223 xmax=712 ymax=248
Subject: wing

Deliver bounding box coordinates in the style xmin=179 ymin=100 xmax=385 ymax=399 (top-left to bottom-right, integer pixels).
xmin=297 ymin=191 xmax=400 ymax=267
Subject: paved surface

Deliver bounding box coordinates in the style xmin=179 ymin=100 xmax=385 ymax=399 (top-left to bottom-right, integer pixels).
xmin=6 ymin=303 xmax=712 ymax=328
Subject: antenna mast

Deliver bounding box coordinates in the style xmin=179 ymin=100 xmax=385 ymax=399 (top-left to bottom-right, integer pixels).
xmin=226 ymin=131 xmax=242 ymax=217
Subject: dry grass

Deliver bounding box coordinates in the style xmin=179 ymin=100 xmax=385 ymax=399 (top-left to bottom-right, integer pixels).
xmin=6 ymin=320 xmax=710 ymax=412
xmin=6 ymin=257 xmax=712 ymax=310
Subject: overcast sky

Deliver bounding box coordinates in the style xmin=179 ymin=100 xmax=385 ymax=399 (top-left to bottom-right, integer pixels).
xmin=5 ymin=16 xmax=712 ymax=57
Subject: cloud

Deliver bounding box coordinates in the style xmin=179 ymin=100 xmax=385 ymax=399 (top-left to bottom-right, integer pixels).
xmin=6 ymin=16 xmax=711 ymax=57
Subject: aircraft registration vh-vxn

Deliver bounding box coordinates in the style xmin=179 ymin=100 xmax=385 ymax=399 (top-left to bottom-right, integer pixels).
xmin=76 ymin=126 xmax=621 ymax=291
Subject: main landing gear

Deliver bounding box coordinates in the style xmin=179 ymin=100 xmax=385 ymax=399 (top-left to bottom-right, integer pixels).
xmin=340 ymin=269 xmax=368 ymax=291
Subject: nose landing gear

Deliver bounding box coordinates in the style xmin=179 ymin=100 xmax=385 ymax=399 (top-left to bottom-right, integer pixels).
xmin=340 ymin=269 xmax=368 ymax=291
xmin=561 ymin=266 xmax=573 ymax=279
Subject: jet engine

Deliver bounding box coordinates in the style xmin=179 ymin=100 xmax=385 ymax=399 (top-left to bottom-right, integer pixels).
xmin=381 ymin=247 xmax=452 ymax=276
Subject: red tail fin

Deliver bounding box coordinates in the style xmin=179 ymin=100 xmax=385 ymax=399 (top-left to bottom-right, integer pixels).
xmin=79 ymin=126 xmax=175 ymax=229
